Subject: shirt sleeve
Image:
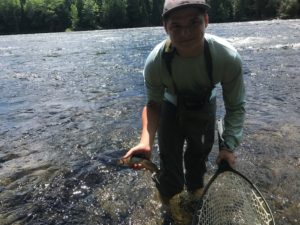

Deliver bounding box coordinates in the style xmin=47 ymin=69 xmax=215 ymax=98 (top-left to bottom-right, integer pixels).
xmin=143 ymin=46 xmax=165 ymax=104
xmin=221 ymin=53 xmax=246 ymax=151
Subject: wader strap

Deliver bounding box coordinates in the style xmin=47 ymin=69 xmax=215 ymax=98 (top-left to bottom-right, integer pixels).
xmin=162 ymin=38 xmax=215 ymax=94
xmin=203 ymin=39 xmax=214 ymax=89
xmin=162 ymin=39 xmax=178 ymax=93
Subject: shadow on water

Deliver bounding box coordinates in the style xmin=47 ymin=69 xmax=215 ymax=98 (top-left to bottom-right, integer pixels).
xmin=0 ymin=20 xmax=299 ymax=224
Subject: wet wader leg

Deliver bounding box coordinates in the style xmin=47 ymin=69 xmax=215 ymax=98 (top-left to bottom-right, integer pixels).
xmin=157 ymin=101 xmax=185 ymax=198
xmin=183 ymin=98 xmax=216 ymax=192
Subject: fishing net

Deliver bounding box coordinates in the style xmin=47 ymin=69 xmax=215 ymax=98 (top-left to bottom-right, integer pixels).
xmin=193 ymin=171 xmax=274 ymax=225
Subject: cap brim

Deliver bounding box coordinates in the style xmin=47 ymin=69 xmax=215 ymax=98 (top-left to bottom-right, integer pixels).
xmin=162 ymin=3 xmax=210 ymax=18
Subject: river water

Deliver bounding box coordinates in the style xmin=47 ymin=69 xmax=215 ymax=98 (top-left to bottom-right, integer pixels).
xmin=0 ymin=19 xmax=299 ymax=225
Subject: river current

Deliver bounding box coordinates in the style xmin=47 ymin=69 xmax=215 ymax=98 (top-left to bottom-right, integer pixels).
xmin=0 ymin=19 xmax=299 ymax=225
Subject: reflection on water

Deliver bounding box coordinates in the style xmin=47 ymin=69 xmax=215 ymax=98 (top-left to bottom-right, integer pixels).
xmin=0 ymin=19 xmax=299 ymax=225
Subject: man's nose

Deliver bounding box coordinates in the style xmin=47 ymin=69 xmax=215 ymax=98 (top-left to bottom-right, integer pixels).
xmin=180 ymin=26 xmax=192 ymax=37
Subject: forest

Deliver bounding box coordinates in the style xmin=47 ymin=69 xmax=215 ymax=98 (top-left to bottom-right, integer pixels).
xmin=0 ymin=0 xmax=299 ymax=35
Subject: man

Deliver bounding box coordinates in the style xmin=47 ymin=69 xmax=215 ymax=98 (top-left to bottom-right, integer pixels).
xmin=123 ymin=0 xmax=245 ymax=222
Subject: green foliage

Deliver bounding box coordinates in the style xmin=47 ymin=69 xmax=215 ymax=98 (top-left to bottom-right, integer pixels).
xmin=0 ymin=0 xmax=299 ymax=34
xmin=208 ymin=0 xmax=286 ymax=21
xmin=151 ymin=0 xmax=163 ymax=25
xmin=263 ymin=0 xmax=279 ymax=18
xmin=46 ymin=0 xmax=71 ymax=32
xmin=126 ymin=0 xmax=151 ymax=27
xmin=279 ymin=0 xmax=299 ymax=18
xmin=80 ymin=0 xmax=99 ymax=29
xmin=24 ymin=0 xmax=70 ymax=32
xmin=208 ymin=0 xmax=234 ymax=22
xmin=251 ymin=0 xmax=280 ymax=19
xmin=102 ymin=0 xmax=127 ymax=28
xmin=24 ymin=0 xmax=45 ymax=31
xmin=0 ymin=0 xmax=21 ymax=33
xmin=70 ymin=3 xmax=79 ymax=30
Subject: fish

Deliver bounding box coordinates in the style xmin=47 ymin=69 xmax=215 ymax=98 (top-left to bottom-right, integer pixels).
xmin=117 ymin=156 xmax=159 ymax=173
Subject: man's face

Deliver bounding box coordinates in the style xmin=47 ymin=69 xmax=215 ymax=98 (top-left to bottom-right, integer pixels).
xmin=164 ymin=7 xmax=208 ymax=56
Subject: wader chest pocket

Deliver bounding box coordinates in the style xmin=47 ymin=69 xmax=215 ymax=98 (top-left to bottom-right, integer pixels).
xmin=177 ymin=89 xmax=212 ymax=111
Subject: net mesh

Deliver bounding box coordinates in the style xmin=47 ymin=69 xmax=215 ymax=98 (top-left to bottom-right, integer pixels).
xmin=194 ymin=171 xmax=273 ymax=225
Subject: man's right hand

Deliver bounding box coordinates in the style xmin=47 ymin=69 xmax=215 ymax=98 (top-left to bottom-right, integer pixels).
xmin=122 ymin=143 xmax=152 ymax=170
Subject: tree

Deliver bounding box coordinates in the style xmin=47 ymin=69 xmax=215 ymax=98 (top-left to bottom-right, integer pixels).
xmin=24 ymin=0 xmax=70 ymax=32
xmin=19 ymin=0 xmax=28 ymax=32
xmin=46 ymin=0 xmax=71 ymax=32
xmin=254 ymin=0 xmax=266 ymax=18
xmin=278 ymin=0 xmax=299 ymax=18
xmin=253 ymin=0 xmax=279 ymax=19
xmin=70 ymin=3 xmax=79 ymax=30
xmin=80 ymin=0 xmax=99 ymax=29
xmin=126 ymin=0 xmax=140 ymax=27
xmin=126 ymin=0 xmax=151 ymax=27
xmin=23 ymin=0 xmax=44 ymax=32
xmin=140 ymin=0 xmax=151 ymax=26
xmin=102 ymin=0 xmax=127 ymax=28
xmin=151 ymin=0 xmax=163 ymax=26
xmin=264 ymin=0 xmax=279 ymax=18
xmin=0 ymin=0 xmax=21 ymax=33
xmin=208 ymin=0 xmax=234 ymax=22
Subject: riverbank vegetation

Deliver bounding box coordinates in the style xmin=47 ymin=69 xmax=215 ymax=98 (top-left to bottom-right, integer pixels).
xmin=0 ymin=0 xmax=299 ymax=35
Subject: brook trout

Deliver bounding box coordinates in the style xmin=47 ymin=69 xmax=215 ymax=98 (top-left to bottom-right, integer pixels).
xmin=117 ymin=156 xmax=159 ymax=173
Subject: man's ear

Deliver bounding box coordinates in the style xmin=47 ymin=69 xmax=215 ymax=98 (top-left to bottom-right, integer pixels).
xmin=163 ymin=21 xmax=169 ymax=34
xmin=204 ymin=14 xmax=209 ymax=28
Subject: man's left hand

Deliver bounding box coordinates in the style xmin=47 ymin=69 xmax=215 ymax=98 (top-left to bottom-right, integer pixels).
xmin=216 ymin=149 xmax=236 ymax=168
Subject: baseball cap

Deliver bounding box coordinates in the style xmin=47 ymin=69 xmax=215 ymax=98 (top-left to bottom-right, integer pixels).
xmin=162 ymin=0 xmax=210 ymax=18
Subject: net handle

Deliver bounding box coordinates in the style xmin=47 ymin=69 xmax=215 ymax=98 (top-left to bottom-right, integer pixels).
xmin=218 ymin=159 xmax=233 ymax=173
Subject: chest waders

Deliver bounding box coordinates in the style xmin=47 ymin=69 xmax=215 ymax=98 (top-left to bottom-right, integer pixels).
xmin=156 ymin=39 xmax=217 ymax=200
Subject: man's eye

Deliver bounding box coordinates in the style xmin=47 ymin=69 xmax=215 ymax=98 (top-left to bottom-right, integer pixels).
xmin=192 ymin=19 xmax=202 ymax=25
xmin=171 ymin=25 xmax=181 ymax=30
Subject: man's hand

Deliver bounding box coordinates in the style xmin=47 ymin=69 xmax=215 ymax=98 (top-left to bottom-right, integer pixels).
xmin=216 ymin=149 xmax=236 ymax=168
xmin=122 ymin=143 xmax=152 ymax=170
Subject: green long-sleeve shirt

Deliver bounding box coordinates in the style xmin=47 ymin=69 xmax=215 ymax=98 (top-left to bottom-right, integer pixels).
xmin=144 ymin=34 xmax=246 ymax=151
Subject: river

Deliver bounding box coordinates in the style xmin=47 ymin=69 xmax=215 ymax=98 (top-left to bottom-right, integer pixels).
xmin=0 ymin=19 xmax=299 ymax=225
